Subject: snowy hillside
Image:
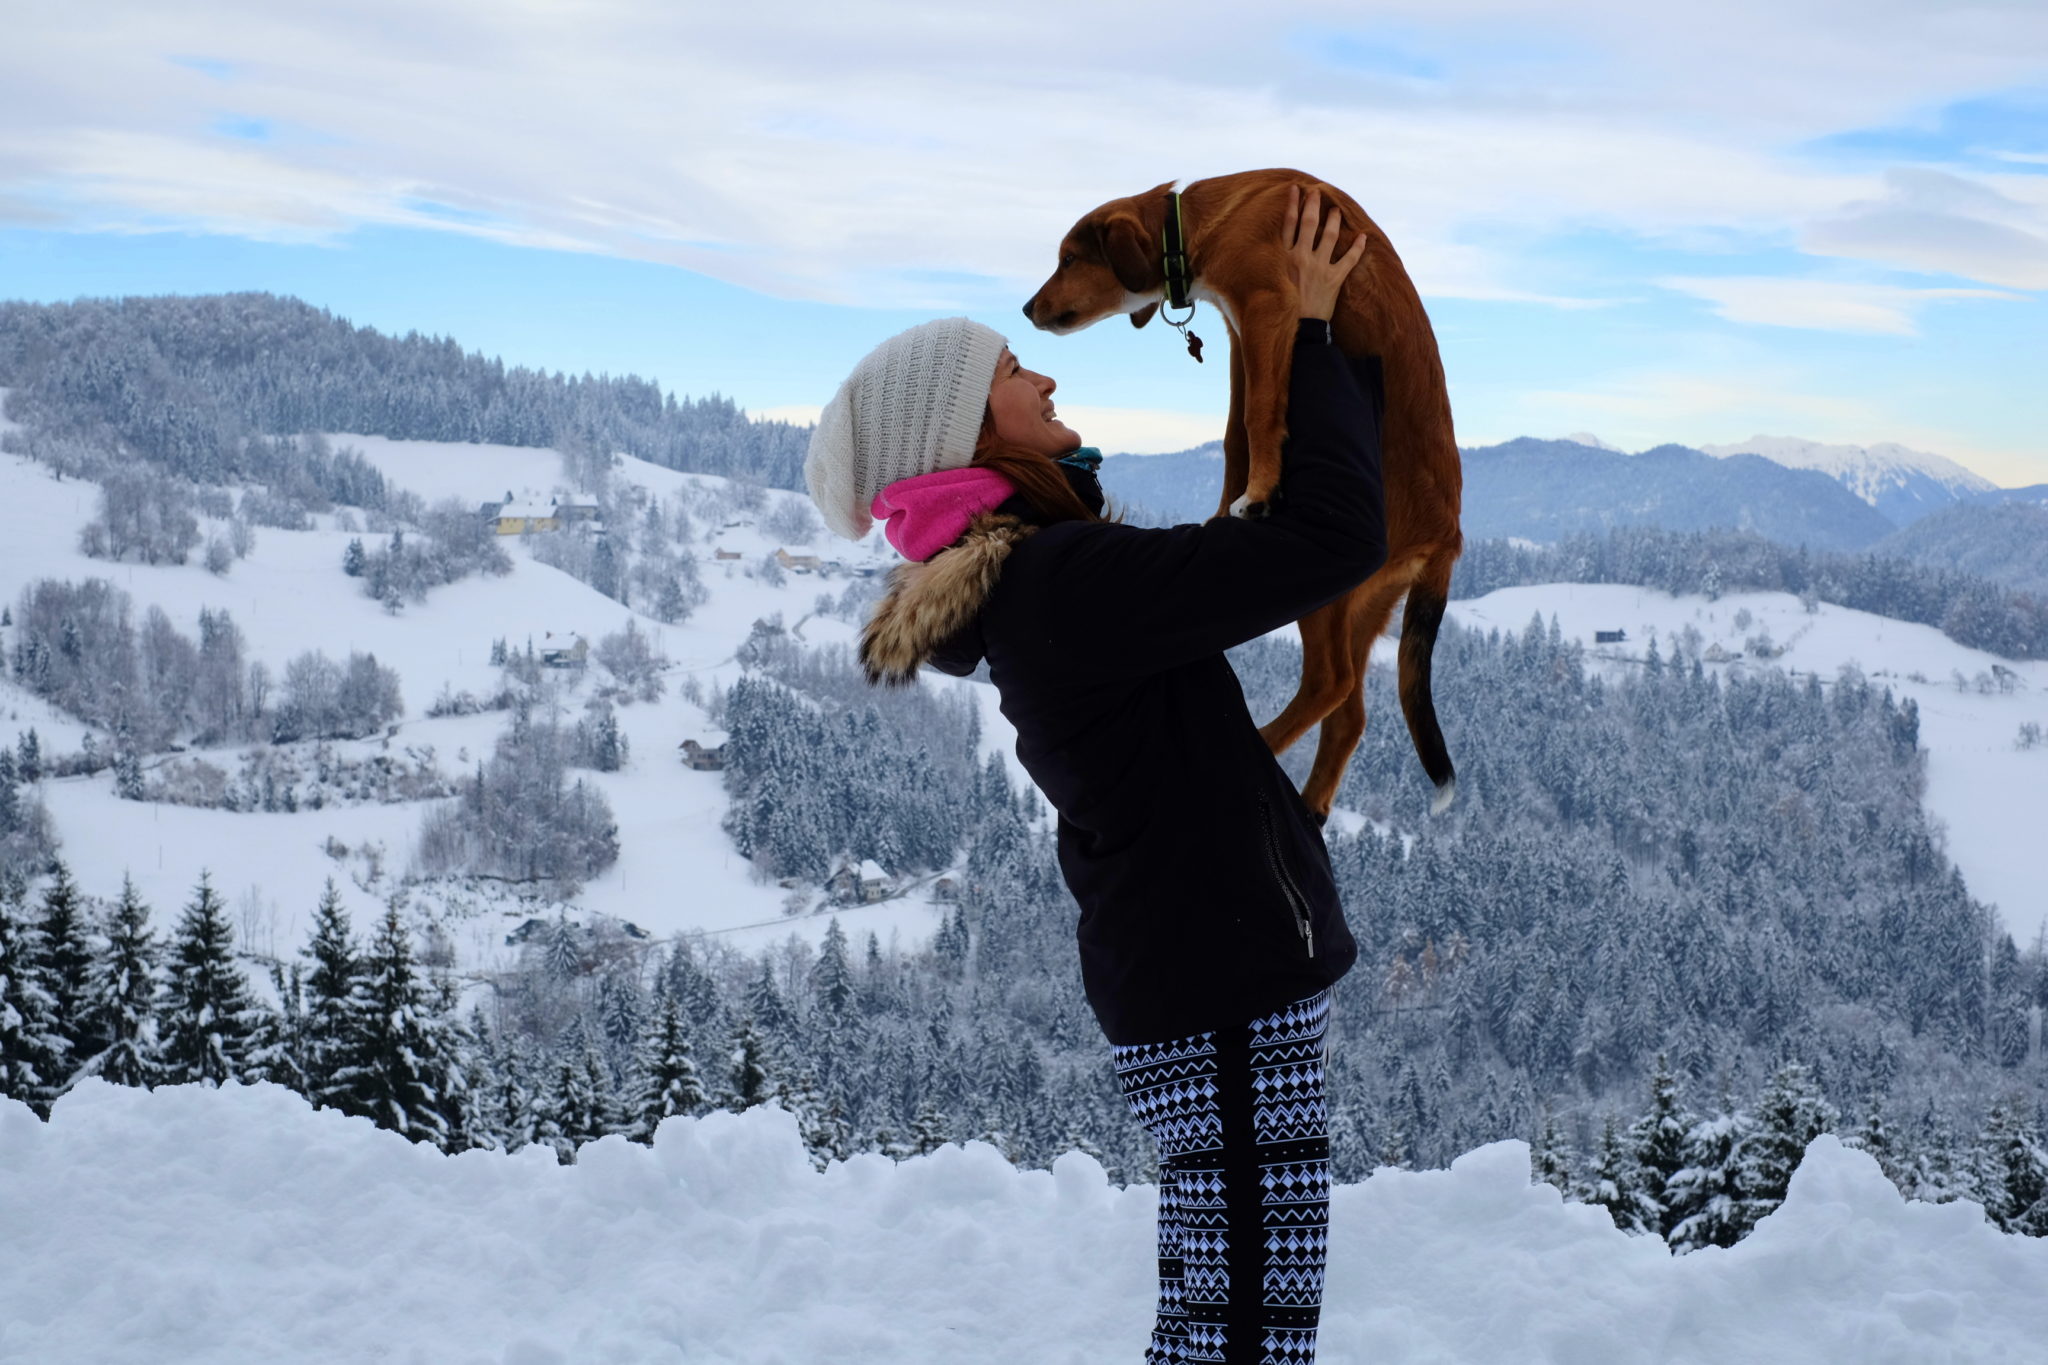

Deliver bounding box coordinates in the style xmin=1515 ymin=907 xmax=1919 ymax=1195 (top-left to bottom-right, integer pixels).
xmin=6 ymin=1079 xmax=2047 ymax=1365
xmin=1443 ymin=583 xmax=2048 ymax=948
xmin=1700 ymin=435 xmax=1999 ymax=526
xmin=6 ymin=432 xmax=2044 ymax=975
xmin=0 ymin=434 xmax=1036 ymax=977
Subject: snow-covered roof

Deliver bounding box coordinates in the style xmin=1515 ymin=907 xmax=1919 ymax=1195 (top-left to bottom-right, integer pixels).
xmin=495 ymin=499 xmax=556 ymax=520
xmin=857 ymin=858 xmax=887 ymax=881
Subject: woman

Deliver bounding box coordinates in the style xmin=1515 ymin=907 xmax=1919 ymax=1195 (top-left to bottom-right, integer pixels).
xmin=803 ymin=187 xmax=1385 ymax=1365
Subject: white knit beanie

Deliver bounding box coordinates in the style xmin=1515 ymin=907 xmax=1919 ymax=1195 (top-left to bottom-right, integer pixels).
xmin=804 ymin=316 xmax=1009 ymax=542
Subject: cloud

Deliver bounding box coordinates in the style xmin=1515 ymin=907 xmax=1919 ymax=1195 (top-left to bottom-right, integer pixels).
xmin=3 ymin=0 xmax=2044 ymax=309
xmin=1801 ymin=167 xmax=2048 ymax=289
xmin=1658 ymin=274 xmax=2017 ymax=335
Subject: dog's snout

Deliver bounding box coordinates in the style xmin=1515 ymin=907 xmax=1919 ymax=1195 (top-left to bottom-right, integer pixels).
xmin=1021 ymin=301 xmax=1035 ymax=324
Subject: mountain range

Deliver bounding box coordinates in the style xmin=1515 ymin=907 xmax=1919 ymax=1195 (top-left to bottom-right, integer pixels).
xmin=1103 ymin=431 xmax=2043 ymax=585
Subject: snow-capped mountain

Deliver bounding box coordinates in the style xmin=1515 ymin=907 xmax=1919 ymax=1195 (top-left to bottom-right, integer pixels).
xmin=1699 ymin=435 xmax=1998 ymax=526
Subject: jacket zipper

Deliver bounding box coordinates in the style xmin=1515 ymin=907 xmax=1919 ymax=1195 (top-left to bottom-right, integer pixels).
xmin=1258 ymin=793 xmax=1316 ymax=957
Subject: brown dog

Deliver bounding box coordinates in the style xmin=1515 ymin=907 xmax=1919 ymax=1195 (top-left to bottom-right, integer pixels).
xmin=1021 ymin=169 xmax=1463 ymax=818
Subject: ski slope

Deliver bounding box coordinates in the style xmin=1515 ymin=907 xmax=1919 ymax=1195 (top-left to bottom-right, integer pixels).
xmin=5 ymin=1080 xmax=2045 ymax=1365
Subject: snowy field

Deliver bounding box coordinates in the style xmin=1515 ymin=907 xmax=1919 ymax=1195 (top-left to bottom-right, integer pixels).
xmin=5 ymin=1080 xmax=2047 ymax=1365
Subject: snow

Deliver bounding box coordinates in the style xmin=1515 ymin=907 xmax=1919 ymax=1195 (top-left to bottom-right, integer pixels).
xmin=1444 ymin=583 xmax=2048 ymax=947
xmin=5 ymin=1080 xmax=2047 ymax=1364
xmin=1561 ymin=430 xmax=1622 ymax=452
xmin=1700 ymin=435 xmax=1998 ymax=506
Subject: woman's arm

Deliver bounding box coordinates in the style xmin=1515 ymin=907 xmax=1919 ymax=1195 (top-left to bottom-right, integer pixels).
xmin=1033 ymin=320 xmax=1389 ymax=678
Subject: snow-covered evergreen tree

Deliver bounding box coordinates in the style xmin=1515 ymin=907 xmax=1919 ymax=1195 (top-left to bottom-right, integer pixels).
xmin=724 ymin=1014 xmax=774 ymax=1113
xmin=1667 ymin=1107 xmax=1759 ymax=1252
xmin=0 ymin=875 xmax=66 ymax=1113
xmin=352 ymin=900 xmax=453 ymax=1146
xmin=1579 ymin=1112 xmax=1657 ymax=1235
xmin=299 ymin=879 xmax=371 ymax=1115
xmin=157 ymin=872 xmax=260 ymax=1087
xmin=34 ymin=860 xmax=94 ymax=1064
xmin=1530 ymin=1106 xmax=1573 ymax=1193
xmin=628 ymin=991 xmax=705 ymax=1142
xmin=244 ymin=961 xmax=308 ymax=1093
xmin=1740 ymin=1062 xmax=1838 ymax=1222
xmin=1626 ymin=1053 xmax=1691 ymax=1239
xmin=76 ymin=875 xmax=160 ymax=1089
xmin=1974 ymin=1097 xmax=2048 ymax=1235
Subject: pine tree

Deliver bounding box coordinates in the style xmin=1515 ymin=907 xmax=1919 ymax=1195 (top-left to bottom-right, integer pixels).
xmin=352 ymin=900 xmax=452 ymax=1147
xmin=628 ymin=991 xmax=705 ymax=1142
xmin=244 ymin=961 xmax=308 ymax=1093
xmin=158 ymin=872 xmax=259 ymax=1087
xmin=1580 ymin=1112 xmax=1657 ymax=1235
xmin=1666 ymin=1108 xmax=1758 ymax=1252
xmin=910 ymin=1097 xmax=951 ymax=1155
xmin=811 ymin=917 xmax=855 ymax=1019
xmin=1531 ymin=1106 xmax=1573 ymax=1192
xmin=725 ymin=1014 xmax=774 ymax=1112
xmin=76 ymin=875 xmax=160 ymax=1089
xmin=299 ymin=879 xmax=370 ymax=1114
xmin=0 ymin=876 xmax=66 ymax=1113
xmin=34 ymin=860 xmax=93 ymax=1064
xmin=342 ymin=537 xmax=366 ymax=578
xmin=1974 ymin=1097 xmax=2048 ymax=1235
xmin=1626 ymin=1053 xmax=1691 ymax=1238
xmin=1740 ymin=1062 xmax=1837 ymax=1222
xmin=786 ymin=1066 xmax=851 ymax=1170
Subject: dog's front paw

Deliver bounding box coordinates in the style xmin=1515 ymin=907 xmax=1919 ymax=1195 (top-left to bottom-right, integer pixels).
xmin=1229 ymin=488 xmax=1281 ymax=520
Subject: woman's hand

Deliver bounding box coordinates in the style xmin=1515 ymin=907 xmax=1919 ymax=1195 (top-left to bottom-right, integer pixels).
xmin=1285 ymin=184 xmax=1368 ymax=322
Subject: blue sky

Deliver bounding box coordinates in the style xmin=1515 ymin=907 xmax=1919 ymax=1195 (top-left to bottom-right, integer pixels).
xmin=1 ymin=2 xmax=2043 ymax=482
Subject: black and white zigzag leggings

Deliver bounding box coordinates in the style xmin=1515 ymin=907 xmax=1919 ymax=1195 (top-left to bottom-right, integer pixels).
xmin=1111 ymin=989 xmax=1331 ymax=1365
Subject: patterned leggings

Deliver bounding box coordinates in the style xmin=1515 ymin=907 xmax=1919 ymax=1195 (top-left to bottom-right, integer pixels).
xmin=1111 ymin=990 xmax=1331 ymax=1365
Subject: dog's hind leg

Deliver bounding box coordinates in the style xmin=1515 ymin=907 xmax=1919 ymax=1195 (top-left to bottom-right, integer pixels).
xmin=1292 ymin=564 xmax=1413 ymax=818
xmin=1396 ymin=544 xmax=1460 ymax=814
xmin=1260 ymin=592 xmax=1352 ymax=764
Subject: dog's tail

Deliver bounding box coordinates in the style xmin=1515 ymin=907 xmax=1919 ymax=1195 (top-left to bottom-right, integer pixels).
xmin=1398 ymin=549 xmax=1459 ymax=815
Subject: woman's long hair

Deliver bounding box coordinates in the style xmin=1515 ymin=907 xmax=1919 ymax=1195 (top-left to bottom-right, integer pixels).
xmin=966 ymin=405 xmax=1124 ymax=527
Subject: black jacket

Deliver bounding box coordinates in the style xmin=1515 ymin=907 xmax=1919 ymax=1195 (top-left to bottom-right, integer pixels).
xmin=892 ymin=319 xmax=1389 ymax=1045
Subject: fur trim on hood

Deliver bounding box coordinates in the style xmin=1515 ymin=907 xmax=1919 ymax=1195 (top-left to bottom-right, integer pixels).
xmin=858 ymin=510 xmax=1038 ymax=685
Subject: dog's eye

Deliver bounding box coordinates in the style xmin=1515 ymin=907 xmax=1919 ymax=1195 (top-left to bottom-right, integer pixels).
xmin=1059 ymin=252 xmax=1076 ymax=269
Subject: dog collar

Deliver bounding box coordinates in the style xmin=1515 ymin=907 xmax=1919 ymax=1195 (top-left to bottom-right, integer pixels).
xmin=1160 ymin=190 xmax=1205 ymax=363
xmin=1162 ymin=191 xmax=1193 ymax=310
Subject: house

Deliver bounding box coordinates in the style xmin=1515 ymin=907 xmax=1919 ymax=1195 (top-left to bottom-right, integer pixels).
xmin=678 ymin=738 xmax=725 ymax=770
xmin=492 ymin=498 xmax=561 ymax=535
xmin=1593 ymin=629 xmax=1628 ymax=644
xmin=713 ymin=548 xmax=743 ymax=561
xmin=1702 ymin=643 xmax=1735 ymax=664
xmin=537 ymin=631 xmax=588 ymax=668
xmin=825 ymin=863 xmax=862 ymax=906
xmin=554 ymin=497 xmax=602 ymax=524
xmin=857 ymin=858 xmax=891 ymax=903
xmin=930 ymin=876 xmax=957 ymax=903
xmin=775 ymin=547 xmax=823 ymax=574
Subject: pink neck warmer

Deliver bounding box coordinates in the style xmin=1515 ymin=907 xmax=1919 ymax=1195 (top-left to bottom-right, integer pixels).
xmin=870 ymin=466 xmax=1018 ymax=562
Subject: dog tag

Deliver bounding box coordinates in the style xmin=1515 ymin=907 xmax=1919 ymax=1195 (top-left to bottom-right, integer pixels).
xmin=1185 ymin=329 xmax=1204 ymax=363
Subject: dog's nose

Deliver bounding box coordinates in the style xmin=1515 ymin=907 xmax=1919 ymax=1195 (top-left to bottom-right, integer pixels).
xmin=1020 ymin=301 xmax=1035 ymax=324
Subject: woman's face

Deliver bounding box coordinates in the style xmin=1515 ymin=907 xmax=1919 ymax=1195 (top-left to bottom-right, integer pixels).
xmin=986 ymin=347 xmax=1083 ymax=457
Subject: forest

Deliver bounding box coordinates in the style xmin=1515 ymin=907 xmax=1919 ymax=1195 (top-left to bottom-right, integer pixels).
xmin=8 ymin=617 xmax=2044 ymax=1252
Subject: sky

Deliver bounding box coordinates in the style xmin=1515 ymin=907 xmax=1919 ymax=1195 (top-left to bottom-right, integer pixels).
xmin=0 ymin=0 xmax=2043 ymax=482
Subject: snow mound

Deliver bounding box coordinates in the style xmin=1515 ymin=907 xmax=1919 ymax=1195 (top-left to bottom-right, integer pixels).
xmin=6 ymin=1082 xmax=2047 ymax=1363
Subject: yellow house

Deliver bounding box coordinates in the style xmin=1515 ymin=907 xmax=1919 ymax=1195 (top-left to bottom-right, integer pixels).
xmin=491 ymin=498 xmax=561 ymax=535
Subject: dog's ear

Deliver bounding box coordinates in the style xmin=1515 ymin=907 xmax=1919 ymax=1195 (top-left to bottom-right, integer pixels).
xmin=1091 ymin=211 xmax=1154 ymax=294
xmin=1129 ymin=301 xmax=1159 ymax=329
